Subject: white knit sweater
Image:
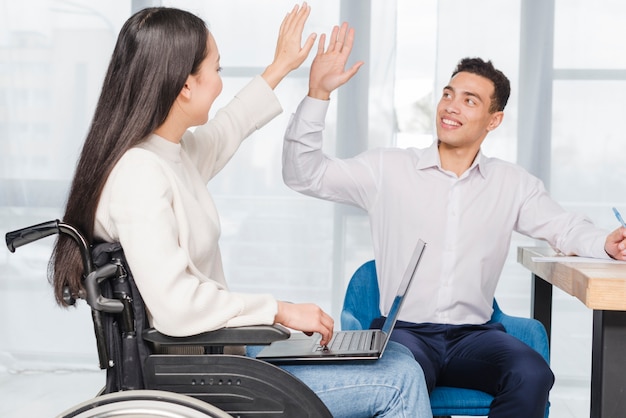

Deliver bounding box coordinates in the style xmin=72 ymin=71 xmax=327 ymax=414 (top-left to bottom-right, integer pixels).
xmin=94 ymin=76 xmax=282 ymax=336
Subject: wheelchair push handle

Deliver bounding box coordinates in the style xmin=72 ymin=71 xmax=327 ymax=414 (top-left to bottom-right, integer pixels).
xmin=6 ymin=220 xmax=94 ymax=275
xmin=5 ymin=219 xmax=123 ymax=312
xmin=5 ymin=219 xmax=60 ymax=253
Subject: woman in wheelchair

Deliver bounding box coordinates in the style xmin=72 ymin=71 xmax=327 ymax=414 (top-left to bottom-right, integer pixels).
xmin=47 ymin=4 xmax=431 ymax=417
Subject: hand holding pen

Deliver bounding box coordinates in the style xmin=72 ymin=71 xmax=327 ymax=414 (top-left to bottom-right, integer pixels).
xmin=606 ymin=207 xmax=626 ymax=260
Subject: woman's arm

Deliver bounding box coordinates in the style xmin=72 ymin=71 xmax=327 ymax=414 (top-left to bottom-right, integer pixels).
xmin=183 ymin=3 xmax=317 ymax=181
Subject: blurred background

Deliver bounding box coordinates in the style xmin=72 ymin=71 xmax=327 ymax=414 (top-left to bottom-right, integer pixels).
xmin=1 ymin=0 xmax=625 ymax=416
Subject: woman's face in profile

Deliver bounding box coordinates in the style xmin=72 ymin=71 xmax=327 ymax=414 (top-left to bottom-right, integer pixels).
xmin=184 ymin=32 xmax=223 ymax=126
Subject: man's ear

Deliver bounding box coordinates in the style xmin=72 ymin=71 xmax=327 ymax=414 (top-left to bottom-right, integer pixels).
xmin=487 ymin=111 xmax=504 ymax=132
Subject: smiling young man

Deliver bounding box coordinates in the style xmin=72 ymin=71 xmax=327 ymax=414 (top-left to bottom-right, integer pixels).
xmin=283 ymin=55 xmax=626 ymax=417
xmin=436 ymin=62 xmax=506 ymax=176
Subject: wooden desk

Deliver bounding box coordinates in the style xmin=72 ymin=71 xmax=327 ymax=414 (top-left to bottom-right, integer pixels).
xmin=518 ymin=247 xmax=626 ymax=418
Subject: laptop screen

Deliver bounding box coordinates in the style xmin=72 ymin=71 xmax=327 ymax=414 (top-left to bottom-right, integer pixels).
xmin=380 ymin=239 xmax=426 ymax=335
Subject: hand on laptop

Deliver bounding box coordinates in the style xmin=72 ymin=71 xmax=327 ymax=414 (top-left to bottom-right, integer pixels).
xmin=275 ymin=301 xmax=335 ymax=345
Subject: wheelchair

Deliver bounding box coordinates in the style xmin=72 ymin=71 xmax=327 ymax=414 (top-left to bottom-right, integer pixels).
xmin=6 ymin=220 xmax=332 ymax=418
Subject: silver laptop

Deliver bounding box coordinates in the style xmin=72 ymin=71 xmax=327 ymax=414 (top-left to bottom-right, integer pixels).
xmin=256 ymin=239 xmax=426 ymax=363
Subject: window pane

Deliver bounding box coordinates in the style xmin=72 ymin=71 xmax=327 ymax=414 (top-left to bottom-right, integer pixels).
xmin=163 ymin=0 xmax=339 ymax=69
xmin=395 ymin=0 xmax=437 ymax=149
xmin=0 ymin=0 xmax=132 ymax=366
xmin=551 ymin=80 xmax=626 ymax=229
xmin=554 ymin=0 xmax=626 ymax=69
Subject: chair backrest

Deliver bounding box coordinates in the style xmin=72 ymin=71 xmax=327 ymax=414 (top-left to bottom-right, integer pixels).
xmin=341 ymin=261 xmax=513 ymax=330
xmin=91 ymin=241 xmax=152 ymax=392
xmin=341 ymin=259 xmax=551 ymax=366
xmin=341 ymin=260 xmax=380 ymax=330
xmin=340 ymin=259 xmax=514 ymax=330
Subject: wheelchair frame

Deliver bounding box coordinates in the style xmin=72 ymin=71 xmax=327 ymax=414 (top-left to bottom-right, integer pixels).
xmin=6 ymin=220 xmax=332 ymax=418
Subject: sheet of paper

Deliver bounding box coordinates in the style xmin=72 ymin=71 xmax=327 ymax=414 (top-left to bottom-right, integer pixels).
xmin=531 ymin=256 xmax=626 ymax=264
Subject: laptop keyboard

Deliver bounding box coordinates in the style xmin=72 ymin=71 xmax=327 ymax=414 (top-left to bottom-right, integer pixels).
xmin=314 ymin=331 xmax=375 ymax=353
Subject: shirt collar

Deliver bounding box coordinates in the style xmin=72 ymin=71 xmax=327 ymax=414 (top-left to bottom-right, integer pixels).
xmin=473 ymin=150 xmax=488 ymax=179
xmin=416 ymin=141 xmax=488 ymax=179
xmin=415 ymin=141 xmax=441 ymax=170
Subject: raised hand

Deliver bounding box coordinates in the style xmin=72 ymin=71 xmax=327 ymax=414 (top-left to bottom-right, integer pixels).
xmin=262 ymin=2 xmax=317 ymax=89
xmin=308 ymin=22 xmax=364 ymax=100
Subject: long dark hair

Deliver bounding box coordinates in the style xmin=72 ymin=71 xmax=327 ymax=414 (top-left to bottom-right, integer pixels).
xmin=50 ymin=7 xmax=209 ymax=306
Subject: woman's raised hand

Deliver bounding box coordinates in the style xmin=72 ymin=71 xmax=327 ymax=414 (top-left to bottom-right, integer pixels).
xmin=262 ymin=2 xmax=317 ymax=89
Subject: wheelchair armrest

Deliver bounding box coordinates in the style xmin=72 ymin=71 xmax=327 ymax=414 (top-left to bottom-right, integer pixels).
xmin=142 ymin=324 xmax=291 ymax=346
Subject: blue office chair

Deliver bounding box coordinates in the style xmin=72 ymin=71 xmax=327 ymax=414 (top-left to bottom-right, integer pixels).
xmin=341 ymin=260 xmax=550 ymax=418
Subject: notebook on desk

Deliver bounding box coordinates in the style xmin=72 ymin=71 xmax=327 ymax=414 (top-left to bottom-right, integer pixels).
xmin=256 ymin=239 xmax=426 ymax=364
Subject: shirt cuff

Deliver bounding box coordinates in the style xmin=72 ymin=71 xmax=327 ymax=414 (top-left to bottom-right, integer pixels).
xmin=235 ymin=75 xmax=283 ymax=128
xmin=297 ymin=95 xmax=331 ymax=122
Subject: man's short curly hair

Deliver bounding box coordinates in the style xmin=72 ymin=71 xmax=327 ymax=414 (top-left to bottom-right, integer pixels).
xmin=451 ymin=57 xmax=510 ymax=113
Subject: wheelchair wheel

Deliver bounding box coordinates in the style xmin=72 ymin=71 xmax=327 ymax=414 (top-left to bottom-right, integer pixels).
xmin=56 ymin=389 xmax=233 ymax=418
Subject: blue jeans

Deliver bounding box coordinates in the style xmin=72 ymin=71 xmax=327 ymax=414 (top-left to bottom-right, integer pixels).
xmin=247 ymin=341 xmax=432 ymax=418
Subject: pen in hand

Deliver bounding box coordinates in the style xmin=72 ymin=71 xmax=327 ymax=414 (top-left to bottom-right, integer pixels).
xmin=612 ymin=207 xmax=626 ymax=228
